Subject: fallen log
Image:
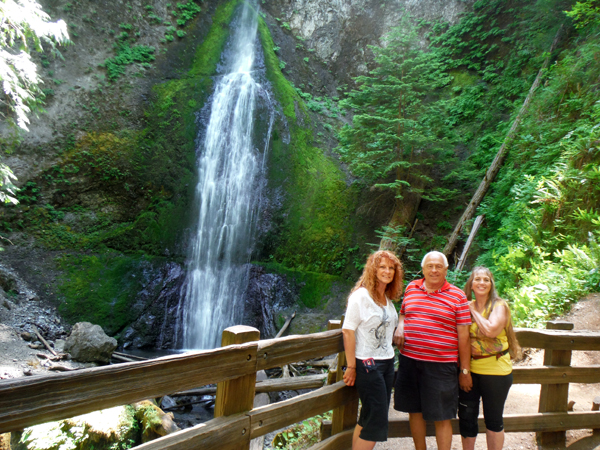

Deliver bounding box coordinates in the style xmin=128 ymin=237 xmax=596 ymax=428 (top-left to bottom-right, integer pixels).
xmin=275 ymin=312 xmax=296 ymax=339
xmin=443 ymin=25 xmax=564 ymax=257
xmin=111 ymin=354 xmax=138 ymax=363
xmin=113 ymin=351 xmax=148 ymax=361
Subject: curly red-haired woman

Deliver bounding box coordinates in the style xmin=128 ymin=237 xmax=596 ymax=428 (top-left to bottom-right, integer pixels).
xmin=342 ymin=250 xmax=403 ymax=450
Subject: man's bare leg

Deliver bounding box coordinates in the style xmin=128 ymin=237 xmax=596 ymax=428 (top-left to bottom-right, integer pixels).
xmin=409 ymin=413 xmax=427 ymax=450
xmin=435 ymin=419 xmax=453 ymax=450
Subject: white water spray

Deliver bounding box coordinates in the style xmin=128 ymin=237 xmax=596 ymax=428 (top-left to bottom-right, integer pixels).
xmin=182 ymin=1 xmax=273 ymax=349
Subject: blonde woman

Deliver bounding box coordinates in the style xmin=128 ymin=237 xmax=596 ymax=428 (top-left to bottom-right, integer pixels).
xmin=459 ymin=267 xmax=522 ymax=450
xmin=342 ymin=250 xmax=403 ymax=450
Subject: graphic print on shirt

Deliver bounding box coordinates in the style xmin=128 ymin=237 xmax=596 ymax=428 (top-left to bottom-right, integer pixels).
xmin=370 ymin=306 xmax=392 ymax=355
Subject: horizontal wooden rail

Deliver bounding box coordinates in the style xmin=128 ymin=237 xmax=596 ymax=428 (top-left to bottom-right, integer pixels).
xmin=135 ymin=413 xmax=250 ymax=450
xmin=256 ymin=329 xmax=343 ymax=370
xmin=174 ymin=373 xmax=327 ymax=396
xmin=134 ymin=381 xmax=356 ymax=450
xmin=515 ymin=328 xmax=600 ymax=350
xmin=384 ymin=411 xmax=600 ymax=438
xmin=309 ymin=429 xmax=353 ymax=450
xmin=512 ymin=365 xmax=600 ymax=384
xmin=0 ymin=343 xmax=257 ymax=433
xmin=248 ymin=381 xmax=358 ymax=437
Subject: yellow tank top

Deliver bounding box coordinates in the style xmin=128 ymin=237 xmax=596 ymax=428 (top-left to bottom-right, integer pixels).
xmin=470 ymin=301 xmax=512 ymax=376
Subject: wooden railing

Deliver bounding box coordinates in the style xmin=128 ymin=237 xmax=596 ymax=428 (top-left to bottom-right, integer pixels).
xmin=1 ymin=320 xmax=600 ymax=449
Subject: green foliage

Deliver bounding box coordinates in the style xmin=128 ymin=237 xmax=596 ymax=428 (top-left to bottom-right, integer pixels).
xmin=103 ymin=44 xmax=155 ymax=80
xmin=469 ymin=17 xmax=600 ymax=325
xmin=0 ymin=0 xmax=69 ymax=130
xmin=336 ymin=14 xmax=458 ymax=207
xmin=272 ymin=413 xmax=331 ymax=449
xmin=565 ymin=0 xmax=600 ymax=28
xmin=15 ymin=405 xmax=140 ymax=450
xmin=0 ymin=163 xmax=18 ymax=204
xmin=258 ymin=16 xmax=359 ymax=275
xmin=260 ymin=263 xmax=349 ymax=309
xmin=175 ymin=1 xmax=202 ymax=26
xmin=56 ymin=252 xmax=153 ymax=335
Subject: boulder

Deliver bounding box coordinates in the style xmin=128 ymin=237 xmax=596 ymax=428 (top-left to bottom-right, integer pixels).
xmin=64 ymin=322 xmax=117 ymax=363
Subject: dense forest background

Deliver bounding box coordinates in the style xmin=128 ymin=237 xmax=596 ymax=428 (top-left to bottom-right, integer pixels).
xmin=1 ymin=0 xmax=599 ymax=343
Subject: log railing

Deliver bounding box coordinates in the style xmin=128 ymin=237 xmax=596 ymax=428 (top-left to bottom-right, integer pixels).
xmin=1 ymin=321 xmax=599 ymax=449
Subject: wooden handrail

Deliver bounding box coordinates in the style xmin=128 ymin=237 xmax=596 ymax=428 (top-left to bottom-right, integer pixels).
xmin=2 ymin=325 xmax=600 ymax=449
xmin=0 ymin=343 xmax=257 ymax=433
xmin=515 ymin=328 xmax=600 ymax=350
xmin=512 ymin=365 xmax=600 ymax=384
xmin=256 ymin=329 xmax=343 ymax=370
xmin=133 ymin=381 xmax=357 ymax=449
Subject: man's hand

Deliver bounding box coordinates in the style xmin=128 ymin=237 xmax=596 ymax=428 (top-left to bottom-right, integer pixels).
xmin=459 ymin=371 xmax=472 ymax=392
xmin=343 ymin=366 xmax=356 ymax=386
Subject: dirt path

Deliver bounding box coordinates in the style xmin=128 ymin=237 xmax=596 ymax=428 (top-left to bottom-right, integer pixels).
xmin=379 ymin=293 xmax=600 ymax=450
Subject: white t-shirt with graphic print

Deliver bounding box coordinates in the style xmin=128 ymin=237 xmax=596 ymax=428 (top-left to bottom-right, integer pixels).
xmin=342 ymin=287 xmax=398 ymax=360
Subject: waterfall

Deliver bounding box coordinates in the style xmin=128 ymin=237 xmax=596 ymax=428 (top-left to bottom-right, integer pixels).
xmin=181 ymin=0 xmax=274 ymax=349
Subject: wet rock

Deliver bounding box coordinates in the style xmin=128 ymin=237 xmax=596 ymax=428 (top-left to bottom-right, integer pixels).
xmin=133 ymin=400 xmax=180 ymax=443
xmin=243 ymin=265 xmax=297 ymax=338
xmin=64 ymin=322 xmax=117 ymax=363
xmin=120 ymin=262 xmax=186 ymax=350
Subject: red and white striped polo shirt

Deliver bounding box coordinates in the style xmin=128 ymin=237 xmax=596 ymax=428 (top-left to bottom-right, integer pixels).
xmin=400 ymin=278 xmax=471 ymax=363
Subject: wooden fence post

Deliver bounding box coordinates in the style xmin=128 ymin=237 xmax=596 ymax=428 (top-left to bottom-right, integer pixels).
xmin=328 ymin=318 xmax=359 ymax=437
xmin=537 ymin=320 xmax=574 ymax=447
xmin=215 ymin=325 xmax=260 ymax=421
xmin=592 ymin=397 xmax=600 ymax=436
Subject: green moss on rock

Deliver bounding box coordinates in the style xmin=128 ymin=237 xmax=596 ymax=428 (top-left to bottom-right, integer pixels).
xmin=258 ymin=17 xmax=357 ymax=275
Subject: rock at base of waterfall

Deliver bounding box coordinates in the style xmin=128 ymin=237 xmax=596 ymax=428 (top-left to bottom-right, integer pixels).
xmin=64 ymin=322 xmax=117 ymax=363
xmin=133 ymin=400 xmax=180 ymax=443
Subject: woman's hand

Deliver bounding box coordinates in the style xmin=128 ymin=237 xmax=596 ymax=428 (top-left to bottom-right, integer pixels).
xmin=343 ymin=366 xmax=356 ymax=386
xmin=393 ymin=314 xmax=405 ymax=348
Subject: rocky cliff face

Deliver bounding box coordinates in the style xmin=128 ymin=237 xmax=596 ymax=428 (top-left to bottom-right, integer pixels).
xmin=261 ymin=0 xmax=473 ymax=96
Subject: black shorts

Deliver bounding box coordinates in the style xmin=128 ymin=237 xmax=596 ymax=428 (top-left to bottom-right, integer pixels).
xmin=355 ymin=357 xmax=395 ymax=442
xmin=393 ymin=353 xmax=458 ymax=421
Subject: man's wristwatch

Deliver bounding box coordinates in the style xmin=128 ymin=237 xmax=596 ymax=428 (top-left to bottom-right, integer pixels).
xmin=461 ymin=368 xmax=470 ymax=375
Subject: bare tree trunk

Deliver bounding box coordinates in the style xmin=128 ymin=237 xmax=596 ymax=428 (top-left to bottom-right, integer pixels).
xmin=380 ymin=179 xmax=424 ymax=253
xmin=443 ymin=25 xmax=564 ymax=257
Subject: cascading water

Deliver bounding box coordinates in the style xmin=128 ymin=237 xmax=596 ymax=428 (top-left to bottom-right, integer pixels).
xmin=180 ymin=0 xmax=274 ymax=349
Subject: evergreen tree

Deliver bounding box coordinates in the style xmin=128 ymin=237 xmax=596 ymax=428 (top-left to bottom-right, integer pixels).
xmin=0 ymin=0 xmax=69 ymax=205
xmin=337 ymin=15 xmax=456 ymax=246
